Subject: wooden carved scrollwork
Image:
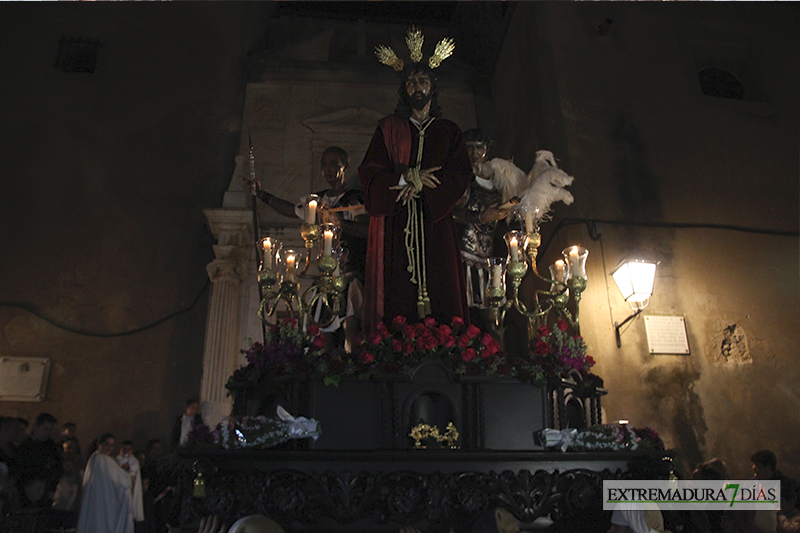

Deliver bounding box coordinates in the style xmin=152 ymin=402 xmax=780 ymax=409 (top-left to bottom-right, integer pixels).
xmin=179 ymin=465 xmax=623 ymax=530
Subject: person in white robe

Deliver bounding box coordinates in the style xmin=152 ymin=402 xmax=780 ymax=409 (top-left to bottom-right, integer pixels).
xmin=77 ymin=433 xmax=134 ymax=533
xmin=116 ymin=440 xmax=144 ymax=525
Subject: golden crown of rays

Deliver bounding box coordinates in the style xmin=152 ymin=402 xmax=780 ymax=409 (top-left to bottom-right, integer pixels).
xmin=375 ymin=25 xmax=455 ymax=71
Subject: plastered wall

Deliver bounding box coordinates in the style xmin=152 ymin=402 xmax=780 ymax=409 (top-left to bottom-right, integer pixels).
xmin=489 ymin=3 xmax=799 ymax=478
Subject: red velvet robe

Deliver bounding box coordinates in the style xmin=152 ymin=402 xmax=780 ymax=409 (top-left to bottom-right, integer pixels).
xmin=358 ymin=115 xmax=472 ymax=332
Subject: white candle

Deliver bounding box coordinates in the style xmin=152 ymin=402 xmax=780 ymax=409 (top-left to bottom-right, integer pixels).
xmin=286 ymin=254 xmax=296 ymax=281
xmin=569 ymin=246 xmax=578 ymax=277
xmin=492 ymin=264 xmax=503 ymax=288
xmin=510 ymin=236 xmax=519 ymax=263
xmin=323 ymin=230 xmax=333 ymax=257
xmin=569 ymin=246 xmax=586 ymax=278
xmin=262 ymin=238 xmax=272 ymax=269
xmin=525 ymin=212 xmax=534 ymax=234
xmin=333 ymin=262 xmax=340 ymax=277
xmin=553 ymin=259 xmax=566 ymax=281
xmin=307 ymin=199 xmax=317 ymax=225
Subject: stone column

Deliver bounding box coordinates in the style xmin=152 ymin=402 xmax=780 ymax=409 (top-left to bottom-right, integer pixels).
xmin=200 ymin=209 xmax=253 ymax=427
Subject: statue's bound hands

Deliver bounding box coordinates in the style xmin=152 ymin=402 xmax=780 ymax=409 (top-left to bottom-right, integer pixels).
xmin=390 ymin=182 xmax=419 ymax=205
xmin=419 ymin=166 xmax=441 ymax=189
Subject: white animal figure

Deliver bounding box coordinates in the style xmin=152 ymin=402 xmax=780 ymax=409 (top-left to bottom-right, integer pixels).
xmin=477 ymin=158 xmax=527 ymax=203
xmin=517 ymin=150 xmax=574 ymax=223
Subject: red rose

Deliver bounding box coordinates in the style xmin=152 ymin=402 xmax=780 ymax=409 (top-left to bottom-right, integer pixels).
xmin=403 ymin=342 xmax=414 ymax=354
xmin=462 ymin=348 xmax=476 ymax=362
xmin=392 ymin=315 xmax=407 ymax=329
xmin=312 ymin=336 xmax=327 ymax=349
xmin=457 ymin=334 xmax=471 ymax=349
xmin=451 ymin=316 xmax=464 ymax=329
xmin=484 ymin=342 xmax=500 ymax=356
xmin=479 ymin=348 xmax=491 ymax=359
xmin=466 ymin=324 xmax=481 ymax=340
xmin=307 ymin=324 xmax=320 ymax=336
xmin=534 ymin=340 xmax=551 ymax=355
xmin=585 ymin=355 xmax=595 ymax=367
xmin=403 ymin=325 xmax=417 ymax=339
xmin=438 ymin=324 xmax=452 ymax=336
xmin=416 ymin=336 xmax=426 ymax=349
xmin=392 ymin=339 xmax=403 ymax=352
xmin=481 ymin=333 xmax=494 ymax=347
xmin=423 ymin=336 xmax=438 ymax=350
xmin=538 ymin=325 xmax=550 ymax=336
xmin=557 ymin=319 xmax=568 ymax=332
xmin=423 ymin=317 xmax=437 ymax=328
xmin=283 ymin=317 xmax=297 ymax=328
xmin=368 ymin=332 xmax=382 ymax=346
xmin=360 ymin=351 xmax=375 ymax=363
xmin=444 ymin=336 xmax=455 ymax=348
xmin=415 ymin=323 xmax=429 ymax=336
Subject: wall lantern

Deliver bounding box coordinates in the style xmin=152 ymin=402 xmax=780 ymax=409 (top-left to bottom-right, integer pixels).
xmin=611 ymin=258 xmax=658 ymax=347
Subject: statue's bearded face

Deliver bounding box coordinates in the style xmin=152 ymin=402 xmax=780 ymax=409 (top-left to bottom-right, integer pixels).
xmin=404 ymin=73 xmax=432 ymax=111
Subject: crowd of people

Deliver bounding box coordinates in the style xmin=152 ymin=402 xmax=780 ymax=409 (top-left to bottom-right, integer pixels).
xmin=1 ymin=407 xmax=796 ymax=533
xmin=609 ymin=450 xmax=799 ymax=533
xmin=0 ymin=403 xmax=203 ymax=533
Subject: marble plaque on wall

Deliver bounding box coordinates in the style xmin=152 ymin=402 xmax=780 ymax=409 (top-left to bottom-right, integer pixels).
xmin=0 ymin=357 xmax=51 ymax=401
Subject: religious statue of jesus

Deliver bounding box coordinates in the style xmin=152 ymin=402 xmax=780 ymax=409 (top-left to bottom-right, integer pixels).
xmin=358 ymin=60 xmax=472 ymax=332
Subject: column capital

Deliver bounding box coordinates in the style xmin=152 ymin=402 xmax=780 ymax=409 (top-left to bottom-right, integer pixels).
xmin=206 ymin=258 xmax=247 ymax=284
xmin=203 ymin=209 xmax=254 ymax=247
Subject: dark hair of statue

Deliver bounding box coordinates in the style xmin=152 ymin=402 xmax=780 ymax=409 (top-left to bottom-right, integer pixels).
xmin=394 ymin=63 xmax=443 ymax=119
xmin=463 ymin=128 xmax=493 ymax=146
xmin=322 ymin=146 xmax=349 ymax=168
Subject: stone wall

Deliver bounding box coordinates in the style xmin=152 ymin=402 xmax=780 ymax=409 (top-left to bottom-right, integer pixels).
xmin=0 ymin=3 xmax=269 ymax=448
xmin=489 ymin=3 xmax=799 ymax=478
xmin=0 ymin=3 xmax=797 ymax=479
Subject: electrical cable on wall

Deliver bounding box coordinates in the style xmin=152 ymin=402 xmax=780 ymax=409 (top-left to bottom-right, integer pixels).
xmin=0 ymin=279 xmax=210 ymax=338
xmin=0 ymin=218 xmax=795 ymax=339
xmin=539 ymin=217 xmax=799 ymax=257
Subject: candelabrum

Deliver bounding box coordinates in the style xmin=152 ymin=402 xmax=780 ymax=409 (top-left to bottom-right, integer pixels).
xmin=488 ymin=224 xmax=588 ymax=348
xmin=257 ymin=221 xmax=348 ymax=328
xmin=257 ymin=238 xmax=301 ymax=322
xmin=298 ymin=223 xmax=348 ymax=328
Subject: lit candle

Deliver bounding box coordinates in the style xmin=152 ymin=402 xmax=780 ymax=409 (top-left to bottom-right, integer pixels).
xmin=323 ymin=230 xmax=333 ymax=257
xmin=569 ymin=246 xmax=579 ymax=277
xmin=262 ymin=238 xmax=272 ymax=269
xmin=510 ymin=236 xmax=519 ymax=263
xmin=285 ymin=254 xmax=296 ymax=281
xmin=553 ymin=259 xmax=566 ymax=281
xmin=525 ymin=212 xmax=534 ymax=234
xmin=307 ymin=199 xmax=317 ymax=225
xmin=492 ymin=264 xmax=503 ymax=288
